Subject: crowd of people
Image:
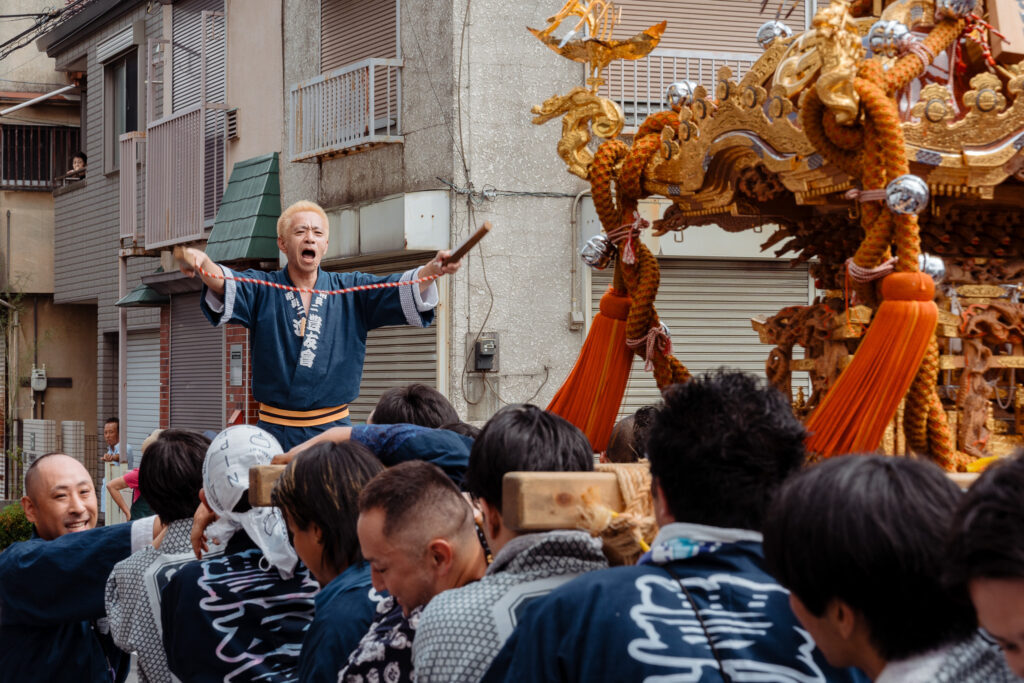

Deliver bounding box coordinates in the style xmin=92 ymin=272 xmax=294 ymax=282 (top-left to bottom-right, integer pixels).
xmin=3 ymin=201 xmax=1022 ymax=681
xmin=1 ymin=375 xmax=1023 ymax=683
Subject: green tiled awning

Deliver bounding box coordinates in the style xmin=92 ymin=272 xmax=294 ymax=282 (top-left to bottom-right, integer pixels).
xmin=204 ymin=152 xmax=282 ymax=262
xmin=115 ymin=282 xmax=169 ymax=307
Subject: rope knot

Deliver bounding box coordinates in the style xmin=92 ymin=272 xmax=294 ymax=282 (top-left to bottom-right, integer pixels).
xmin=846 ymin=256 xmax=898 ymax=284
xmin=627 ymin=322 xmax=672 ymax=372
xmin=844 ymin=187 xmax=888 ymax=203
xmin=606 ymin=211 xmax=649 ymax=265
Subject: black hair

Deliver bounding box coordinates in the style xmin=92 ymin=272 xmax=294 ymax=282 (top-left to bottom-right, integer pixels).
xmin=371 ymin=384 xmax=460 ymax=428
xmin=440 ymin=421 xmax=481 ymax=439
xmin=358 ymin=460 xmax=470 ymax=539
xmin=73 ymin=151 xmax=87 ymax=163
xmin=763 ymin=455 xmax=976 ymax=661
xmin=105 ymin=417 xmax=119 ymax=426
xmin=947 ymin=449 xmax=1024 ymax=587
xmin=649 ymin=370 xmax=805 ymax=530
xmin=272 ymin=440 xmax=384 ymax=574
xmin=465 ymin=404 xmax=592 ymax=510
xmin=606 ymin=406 xmax=658 ymax=463
xmin=137 ymin=430 xmax=210 ymax=522
xmin=632 ymin=405 xmax=656 ymax=452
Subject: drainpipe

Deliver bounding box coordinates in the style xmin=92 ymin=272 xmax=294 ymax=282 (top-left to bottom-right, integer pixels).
xmin=0 ymin=84 xmax=77 ymax=118
xmin=118 ymin=251 xmax=128 ymax=465
xmin=568 ymin=189 xmax=590 ymax=331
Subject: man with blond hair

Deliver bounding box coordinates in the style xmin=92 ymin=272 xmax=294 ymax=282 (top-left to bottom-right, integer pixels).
xmin=180 ymin=200 xmax=461 ymax=448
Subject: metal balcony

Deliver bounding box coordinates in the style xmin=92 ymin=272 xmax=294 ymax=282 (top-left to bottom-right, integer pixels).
xmin=601 ymin=48 xmax=759 ymax=129
xmin=119 ymin=131 xmax=145 ymax=244
xmin=144 ymin=103 xmax=227 ymax=249
xmin=290 ymin=57 xmax=402 ymax=162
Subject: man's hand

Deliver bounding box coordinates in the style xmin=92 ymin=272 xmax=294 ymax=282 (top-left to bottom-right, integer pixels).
xmin=190 ymin=492 xmax=220 ymax=560
xmin=102 ymin=452 xmax=118 ymax=462
xmin=271 ymin=452 xmax=295 ymax=466
xmin=176 ymin=246 xmax=226 ymax=295
xmin=421 ymin=250 xmax=462 ymax=279
xmin=176 ymin=246 xmax=208 ymax=277
xmin=151 ymin=517 xmax=167 ymax=550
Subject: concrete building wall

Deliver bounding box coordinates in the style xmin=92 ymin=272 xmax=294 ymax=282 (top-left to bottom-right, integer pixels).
xmin=1 ymin=191 xmax=55 ymax=294
xmin=10 ymin=296 xmax=97 ymax=429
xmin=280 ymin=0 xmax=586 ymax=422
xmin=0 ymin=0 xmax=68 ymax=90
xmin=225 ymin=0 xmax=284 ymax=170
xmin=279 ymin=0 xmax=319 ymax=208
xmin=444 ymin=0 xmax=586 ymax=419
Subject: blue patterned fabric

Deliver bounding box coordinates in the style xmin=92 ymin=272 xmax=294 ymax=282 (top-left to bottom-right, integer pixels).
xmin=297 ymin=561 xmax=382 ymax=683
xmin=337 ymin=596 xmax=420 ymax=683
xmin=201 ymin=267 xmax=434 ymax=449
xmin=0 ymin=525 xmax=133 ymax=683
xmin=160 ymin=534 xmax=319 ymax=682
xmin=482 ymin=530 xmax=869 ymax=683
xmin=350 ymin=424 xmax=472 ymax=487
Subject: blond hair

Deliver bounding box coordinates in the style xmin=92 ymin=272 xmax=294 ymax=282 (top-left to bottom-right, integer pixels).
xmin=277 ymin=200 xmax=329 ymax=239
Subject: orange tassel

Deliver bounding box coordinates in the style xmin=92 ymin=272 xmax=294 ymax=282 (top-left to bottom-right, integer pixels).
xmin=548 ymin=287 xmax=635 ymax=452
xmin=806 ymin=272 xmax=937 ymax=457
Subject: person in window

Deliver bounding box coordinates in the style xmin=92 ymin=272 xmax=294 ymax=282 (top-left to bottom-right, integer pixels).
xmin=68 ymin=151 xmax=86 ymax=180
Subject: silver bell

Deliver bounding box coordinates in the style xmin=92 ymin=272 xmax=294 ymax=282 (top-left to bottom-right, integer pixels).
xmin=756 ymin=20 xmax=793 ymax=50
xmin=885 ymin=174 xmax=930 ymax=215
xmin=935 ymin=0 xmax=977 ymax=18
xmin=918 ymin=253 xmax=946 ymax=284
xmin=581 ymin=234 xmax=616 ymax=270
xmin=868 ymin=20 xmax=913 ymax=58
xmin=665 ymin=81 xmax=698 ymax=108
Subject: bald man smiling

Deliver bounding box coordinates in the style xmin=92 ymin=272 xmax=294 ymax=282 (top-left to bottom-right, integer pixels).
xmin=0 ymin=453 xmax=156 ymax=683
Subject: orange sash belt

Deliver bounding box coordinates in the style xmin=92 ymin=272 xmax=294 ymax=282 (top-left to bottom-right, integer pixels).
xmin=258 ymin=403 xmax=350 ymax=427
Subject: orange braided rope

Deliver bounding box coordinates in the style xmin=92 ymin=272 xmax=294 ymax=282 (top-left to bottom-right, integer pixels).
xmin=805 ymin=19 xmax=965 ymax=465
xmin=548 ymin=120 xmax=690 ymax=448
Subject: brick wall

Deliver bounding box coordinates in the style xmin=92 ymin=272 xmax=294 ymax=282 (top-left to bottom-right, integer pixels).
xmin=224 ymin=323 xmax=258 ymax=426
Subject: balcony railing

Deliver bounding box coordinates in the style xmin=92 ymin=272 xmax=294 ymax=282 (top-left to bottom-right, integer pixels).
xmin=144 ymin=103 xmax=227 ymax=249
xmin=601 ymin=49 xmax=759 ymax=129
xmin=2 ymin=123 xmax=80 ymax=191
xmin=119 ymin=132 xmax=145 ymax=244
xmin=290 ymin=57 xmax=402 ymax=162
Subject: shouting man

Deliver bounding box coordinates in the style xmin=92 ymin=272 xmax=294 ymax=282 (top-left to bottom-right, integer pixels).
xmin=180 ymin=200 xmax=461 ymax=449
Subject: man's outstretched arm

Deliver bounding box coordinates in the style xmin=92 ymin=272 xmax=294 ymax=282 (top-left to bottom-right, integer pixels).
xmin=178 ymin=247 xmax=226 ymax=296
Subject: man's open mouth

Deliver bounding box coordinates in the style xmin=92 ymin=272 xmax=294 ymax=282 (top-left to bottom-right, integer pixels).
xmin=301 ymin=249 xmax=316 ymax=260
xmin=65 ymin=520 xmax=89 ymax=531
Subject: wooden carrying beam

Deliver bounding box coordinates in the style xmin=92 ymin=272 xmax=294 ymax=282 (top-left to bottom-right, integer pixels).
xmin=249 ymin=466 xmax=982 ymax=511
xmin=249 ymin=465 xmax=286 ymax=506
xmin=502 ymin=471 xmax=625 ymax=531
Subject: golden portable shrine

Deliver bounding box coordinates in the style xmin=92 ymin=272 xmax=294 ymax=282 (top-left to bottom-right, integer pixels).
xmin=534 ymin=0 xmax=1024 ymax=471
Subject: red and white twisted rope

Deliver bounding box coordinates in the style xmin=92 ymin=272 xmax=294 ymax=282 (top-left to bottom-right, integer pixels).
xmin=197 ymin=265 xmax=443 ymax=296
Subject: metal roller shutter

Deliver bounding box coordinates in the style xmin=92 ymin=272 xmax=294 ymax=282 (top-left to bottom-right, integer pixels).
xmin=170 ymin=293 xmax=224 ymax=432
xmin=320 ymin=0 xmax=399 ymax=126
xmin=126 ymin=330 xmax=160 ymax=453
xmin=591 ymin=258 xmax=811 ymax=417
xmin=172 ymin=0 xmax=226 ymax=111
xmin=321 ymin=0 xmax=397 ymax=71
xmin=602 ymin=0 xmax=807 ymax=121
xmin=611 ymin=0 xmax=807 ymax=52
xmin=172 ymin=0 xmax=227 ymax=223
xmin=327 ymin=253 xmax=438 ymax=423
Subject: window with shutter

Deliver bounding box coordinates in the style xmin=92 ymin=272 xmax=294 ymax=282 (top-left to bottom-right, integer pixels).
xmin=601 ymin=0 xmax=809 ymax=126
